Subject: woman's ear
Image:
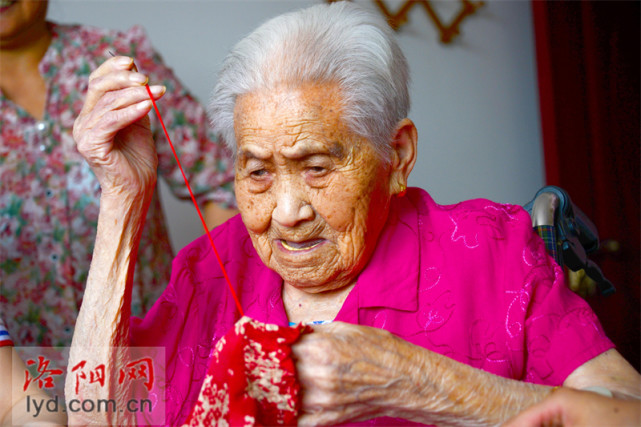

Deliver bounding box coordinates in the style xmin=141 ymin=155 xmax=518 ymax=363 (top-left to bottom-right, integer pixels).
xmin=389 ymin=118 xmax=417 ymax=195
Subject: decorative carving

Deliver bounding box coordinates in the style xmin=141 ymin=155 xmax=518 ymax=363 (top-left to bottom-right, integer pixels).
xmin=326 ymin=0 xmax=485 ymax=44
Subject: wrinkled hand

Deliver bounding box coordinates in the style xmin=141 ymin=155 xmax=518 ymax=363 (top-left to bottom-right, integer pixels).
xmin=502 ymin=387 xmax=641 ymax=427
xmin=292 ymin=322 xmax=415 ymax=425
xmin=73 ymin=56 xmax=166 ymax=199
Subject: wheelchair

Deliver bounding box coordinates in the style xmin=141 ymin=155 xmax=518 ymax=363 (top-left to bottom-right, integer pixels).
xmin=524 ymin=186 xmax=615 ymax=296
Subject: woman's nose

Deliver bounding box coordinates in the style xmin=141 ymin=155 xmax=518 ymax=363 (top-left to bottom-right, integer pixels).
xmin=272 ymin=184 xmax=314 ymax=227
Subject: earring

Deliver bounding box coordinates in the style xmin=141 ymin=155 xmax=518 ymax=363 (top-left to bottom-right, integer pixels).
xmin=398 ymin=183 xmax=407 ymax=197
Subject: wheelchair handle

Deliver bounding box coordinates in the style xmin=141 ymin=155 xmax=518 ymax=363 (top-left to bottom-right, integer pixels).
xmin=524 ymin=185 xmax=615 ymax=296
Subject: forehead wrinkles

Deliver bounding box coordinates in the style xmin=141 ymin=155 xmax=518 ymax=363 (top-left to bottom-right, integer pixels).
xmin=278 ymin=118 xmax=332 ymax=154
xmin=236 ymin=82 xmax=352 ymax=156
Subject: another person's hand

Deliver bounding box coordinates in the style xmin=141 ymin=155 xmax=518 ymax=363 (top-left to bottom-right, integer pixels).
xmin=503 ymin=386 xmax=641 ymax=427
xmin=292 ymin=322 xmax=415 ymax=425
xmin=567 ymin=269 xmax=597 ymax=298
xmin=73 ymin=55 xmax=165 ymax=199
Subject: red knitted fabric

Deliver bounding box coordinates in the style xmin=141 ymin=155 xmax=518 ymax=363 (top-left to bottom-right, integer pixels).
xmin=184 ymin=317 xmax=310 ymax=426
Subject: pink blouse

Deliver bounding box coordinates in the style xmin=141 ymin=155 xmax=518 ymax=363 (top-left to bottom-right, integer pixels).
xmin=131 ymin=187 xmax=613 ymax=425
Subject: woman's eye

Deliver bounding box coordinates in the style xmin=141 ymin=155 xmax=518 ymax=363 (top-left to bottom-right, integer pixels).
xmin=309 ymin=166 xmax=326 ymax=174
xmin=306 ymin=163 xmax=332 ymax=177
xmin=250 ymin=169 xmax=269 ymax=179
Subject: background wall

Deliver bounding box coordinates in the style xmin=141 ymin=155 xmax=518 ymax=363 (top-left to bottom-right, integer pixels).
xmin=48 ymin=0 xmax=544 ymax=252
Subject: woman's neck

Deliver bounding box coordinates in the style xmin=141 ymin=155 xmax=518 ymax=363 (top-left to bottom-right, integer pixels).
xmin=283 ymin=281 xmax=355 ymax=324
xmin=0 ymin=22 xmax=52 ymax=120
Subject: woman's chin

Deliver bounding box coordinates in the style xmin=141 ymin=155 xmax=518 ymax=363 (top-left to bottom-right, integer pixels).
xmin=278 ymin=269 xmax=330 ymax=290
xmin=278 ymin=268 xmax=354 ymax=294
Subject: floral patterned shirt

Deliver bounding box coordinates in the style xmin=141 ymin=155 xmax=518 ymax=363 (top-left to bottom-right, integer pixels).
xmin=0 ymin=23 xmax=235 ymax=347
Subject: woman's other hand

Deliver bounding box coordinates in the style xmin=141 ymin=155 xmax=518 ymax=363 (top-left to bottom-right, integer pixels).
xmin=292 ymin=321 xmax=557 ymax=426
xmin=503 ymin=387 xmax=641 ymax=427
xmin=292 ymin=322 xmax=416 ymax=425
xmin=73 ymin=55 xmax=165 ymax=199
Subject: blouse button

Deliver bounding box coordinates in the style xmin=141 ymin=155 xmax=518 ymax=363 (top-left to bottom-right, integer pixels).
xmin=35 ymin=121 xmax=50 ymax=134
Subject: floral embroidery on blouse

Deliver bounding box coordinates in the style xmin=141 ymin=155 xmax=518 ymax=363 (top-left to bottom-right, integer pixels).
xmin=0 ymin=23 xmax=235 ymax=347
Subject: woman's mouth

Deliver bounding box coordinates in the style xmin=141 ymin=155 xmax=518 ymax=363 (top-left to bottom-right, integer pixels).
xmin=0 ymin=0 xmax=17 ymax=12
xmin=279 ymin=239 xmax=325 ymax=252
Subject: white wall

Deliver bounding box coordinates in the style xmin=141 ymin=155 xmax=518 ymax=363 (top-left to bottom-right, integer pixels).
xmin=48 ymin=0 xmax=544 ymax=252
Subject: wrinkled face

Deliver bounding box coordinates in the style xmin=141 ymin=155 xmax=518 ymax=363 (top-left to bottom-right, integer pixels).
xmin=0 ymin=0 xmax=48 ymax=47
xmin=234 ymin=82 xmax=393 ymax=293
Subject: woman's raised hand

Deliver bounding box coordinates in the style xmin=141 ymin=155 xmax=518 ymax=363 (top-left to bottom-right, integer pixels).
xmin=73 ymin=56 xmax=166 ymax=199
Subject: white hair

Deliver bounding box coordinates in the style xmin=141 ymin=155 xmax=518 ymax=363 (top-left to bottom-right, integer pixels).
xmin=208 ymin=1 xmax=410 ymax=162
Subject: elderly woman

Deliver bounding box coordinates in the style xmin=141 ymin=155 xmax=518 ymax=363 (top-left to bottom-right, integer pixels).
xmin=66 ymin=2 xmax=640 ymax=426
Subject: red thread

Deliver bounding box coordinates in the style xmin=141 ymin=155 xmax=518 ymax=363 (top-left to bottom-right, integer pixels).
xmin=145 ymin=85 xmax=244 ymax=317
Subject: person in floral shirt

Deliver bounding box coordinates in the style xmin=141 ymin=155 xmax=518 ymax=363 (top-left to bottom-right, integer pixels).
xmin=0 ymin=317 xmax=67 ymax=424
xmin=0 ymin=1 xmax=237 ymax=346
